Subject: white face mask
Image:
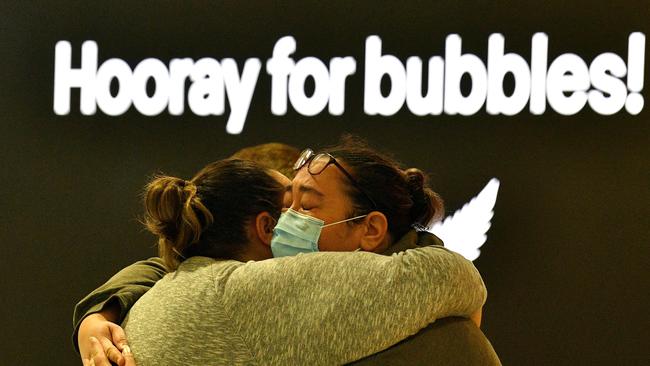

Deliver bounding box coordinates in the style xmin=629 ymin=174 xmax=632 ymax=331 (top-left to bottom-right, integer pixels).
xmin=270 ymin=208 xmax=367 ymax=258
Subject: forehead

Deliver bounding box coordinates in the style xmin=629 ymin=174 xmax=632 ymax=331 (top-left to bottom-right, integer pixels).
xmin=292 ymin=164 xmax=347 ymax=197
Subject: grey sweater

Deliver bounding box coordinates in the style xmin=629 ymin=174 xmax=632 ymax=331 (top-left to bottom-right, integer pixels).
xmin=122 ymin=246 xmax=486 ymax=365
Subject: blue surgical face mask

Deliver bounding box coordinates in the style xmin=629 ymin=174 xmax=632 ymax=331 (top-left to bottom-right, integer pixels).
xmin=271 ymin=208 xmax=367 ymax=258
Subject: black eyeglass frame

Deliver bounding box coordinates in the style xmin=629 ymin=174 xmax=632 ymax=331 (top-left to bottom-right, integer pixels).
xmin=293 ymin=149 xmax=379 ymax=211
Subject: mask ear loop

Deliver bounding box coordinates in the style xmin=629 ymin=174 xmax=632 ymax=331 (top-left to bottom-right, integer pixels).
xmin=322 ymin=214 xmax=368 ymax=228
xmin=268 ymin=216 xmax=278 ymax=234
xmin=322 ymin=215 xmax=368 ymax=251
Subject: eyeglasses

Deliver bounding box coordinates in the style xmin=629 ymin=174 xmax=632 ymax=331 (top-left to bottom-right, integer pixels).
xmin=293 ymin=149 xmax=379 ymax=210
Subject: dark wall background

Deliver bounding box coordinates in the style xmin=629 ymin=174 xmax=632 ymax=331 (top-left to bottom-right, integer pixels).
xmin=1 ymin=1 xmax=648 ymax=365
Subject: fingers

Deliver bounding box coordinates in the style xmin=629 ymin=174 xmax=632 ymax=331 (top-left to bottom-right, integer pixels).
xmin=78 ymin=317 xmax=134 ymax=366
xmin=99 ymin=336 xmax=124 ymax=365
xmin=88 ymin=336 xmax=111 ymax=366
xmin=108 ymin=322 xmax=129 ymax=351
xmin=107 ymin=321 xmax=136 ymax=366
xmin=121 ymin=345 xmax=136 ymax=366
xmin=83 ymin=336 xmax=136 ymax=366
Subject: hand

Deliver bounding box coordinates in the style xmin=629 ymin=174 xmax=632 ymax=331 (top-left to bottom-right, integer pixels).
xmin=78 ymin=312 xmax=135 ymax=366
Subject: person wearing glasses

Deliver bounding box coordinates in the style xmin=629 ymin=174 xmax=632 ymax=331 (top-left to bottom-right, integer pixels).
xmin=74 ymin=138 xmax=498 ymax=365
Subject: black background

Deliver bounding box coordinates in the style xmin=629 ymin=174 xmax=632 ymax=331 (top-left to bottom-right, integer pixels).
xmin=1 ymin=1 xmax=648 ymax=365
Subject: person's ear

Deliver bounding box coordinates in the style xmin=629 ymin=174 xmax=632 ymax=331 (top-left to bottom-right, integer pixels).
xmin=359 ymin=211 xmax=389 ymax=252
xmin=254 ymin=212 xmax=276 ymax=246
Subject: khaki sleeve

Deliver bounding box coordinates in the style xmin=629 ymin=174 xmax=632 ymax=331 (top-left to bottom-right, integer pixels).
xmin=71 ymin=257 xmax=168 ymax=352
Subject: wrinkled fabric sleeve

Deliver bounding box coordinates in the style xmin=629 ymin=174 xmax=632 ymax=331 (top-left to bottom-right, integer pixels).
xmin=71 ymin=257 xmax=168 ymax=352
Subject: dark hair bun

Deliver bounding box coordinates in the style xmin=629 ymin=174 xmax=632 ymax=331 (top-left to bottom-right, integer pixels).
xmin=404 ymin=168 xmax=444 ymax=227
xmin=405 ymin=168 xmax=426 ymax=193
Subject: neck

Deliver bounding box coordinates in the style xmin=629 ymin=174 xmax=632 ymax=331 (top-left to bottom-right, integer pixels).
xmin=234 ymin=241 xmax=273 ymax=262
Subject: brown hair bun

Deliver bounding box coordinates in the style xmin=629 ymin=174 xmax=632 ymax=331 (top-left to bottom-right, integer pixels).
xmin=143 ymin=175 xmax=213 ymax=270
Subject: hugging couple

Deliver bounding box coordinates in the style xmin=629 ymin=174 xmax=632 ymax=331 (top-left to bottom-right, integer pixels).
xmin=74 ymin=136 xmax=500 ymax=366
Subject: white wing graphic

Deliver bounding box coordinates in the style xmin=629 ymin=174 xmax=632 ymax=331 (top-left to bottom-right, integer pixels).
xmin=427 ymin=178 xmax=500 ymax=261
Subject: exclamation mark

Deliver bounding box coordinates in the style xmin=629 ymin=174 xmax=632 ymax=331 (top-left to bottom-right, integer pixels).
xmin=625 ymin=32 xmax=645 ymax=115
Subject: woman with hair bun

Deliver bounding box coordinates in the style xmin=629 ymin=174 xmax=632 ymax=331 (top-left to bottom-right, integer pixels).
xmin=75 ymin=141 xmax=492 ymax=366
xmin=141 ymin=161 xmax=287 ymax=270
xmin=293 ymin=135 xmax=446 ymax=255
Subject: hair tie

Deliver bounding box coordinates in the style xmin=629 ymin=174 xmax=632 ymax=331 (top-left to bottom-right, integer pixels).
xmin=183 ymin=180 xmax=197 ymax=197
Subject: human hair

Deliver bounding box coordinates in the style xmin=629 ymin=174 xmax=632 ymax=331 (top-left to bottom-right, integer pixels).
xmin=143 ymin=159 xmax=284 ymax=270
xmin=321 ymin=135 xmax=444 ymax=241
xmin=230 ymin=142 xmax=301 ymax=179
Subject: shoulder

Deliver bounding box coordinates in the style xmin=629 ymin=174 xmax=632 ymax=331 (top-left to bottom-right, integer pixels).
xmin=386 ymin=229 xmax=446 ymax=255
xmin=234 ymin=251 xmax=391 ymax=277
xmin=220 ymin=252 xmax=392 ymax=298
xmin=167 ymin=257 xmax=245 ymax=288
